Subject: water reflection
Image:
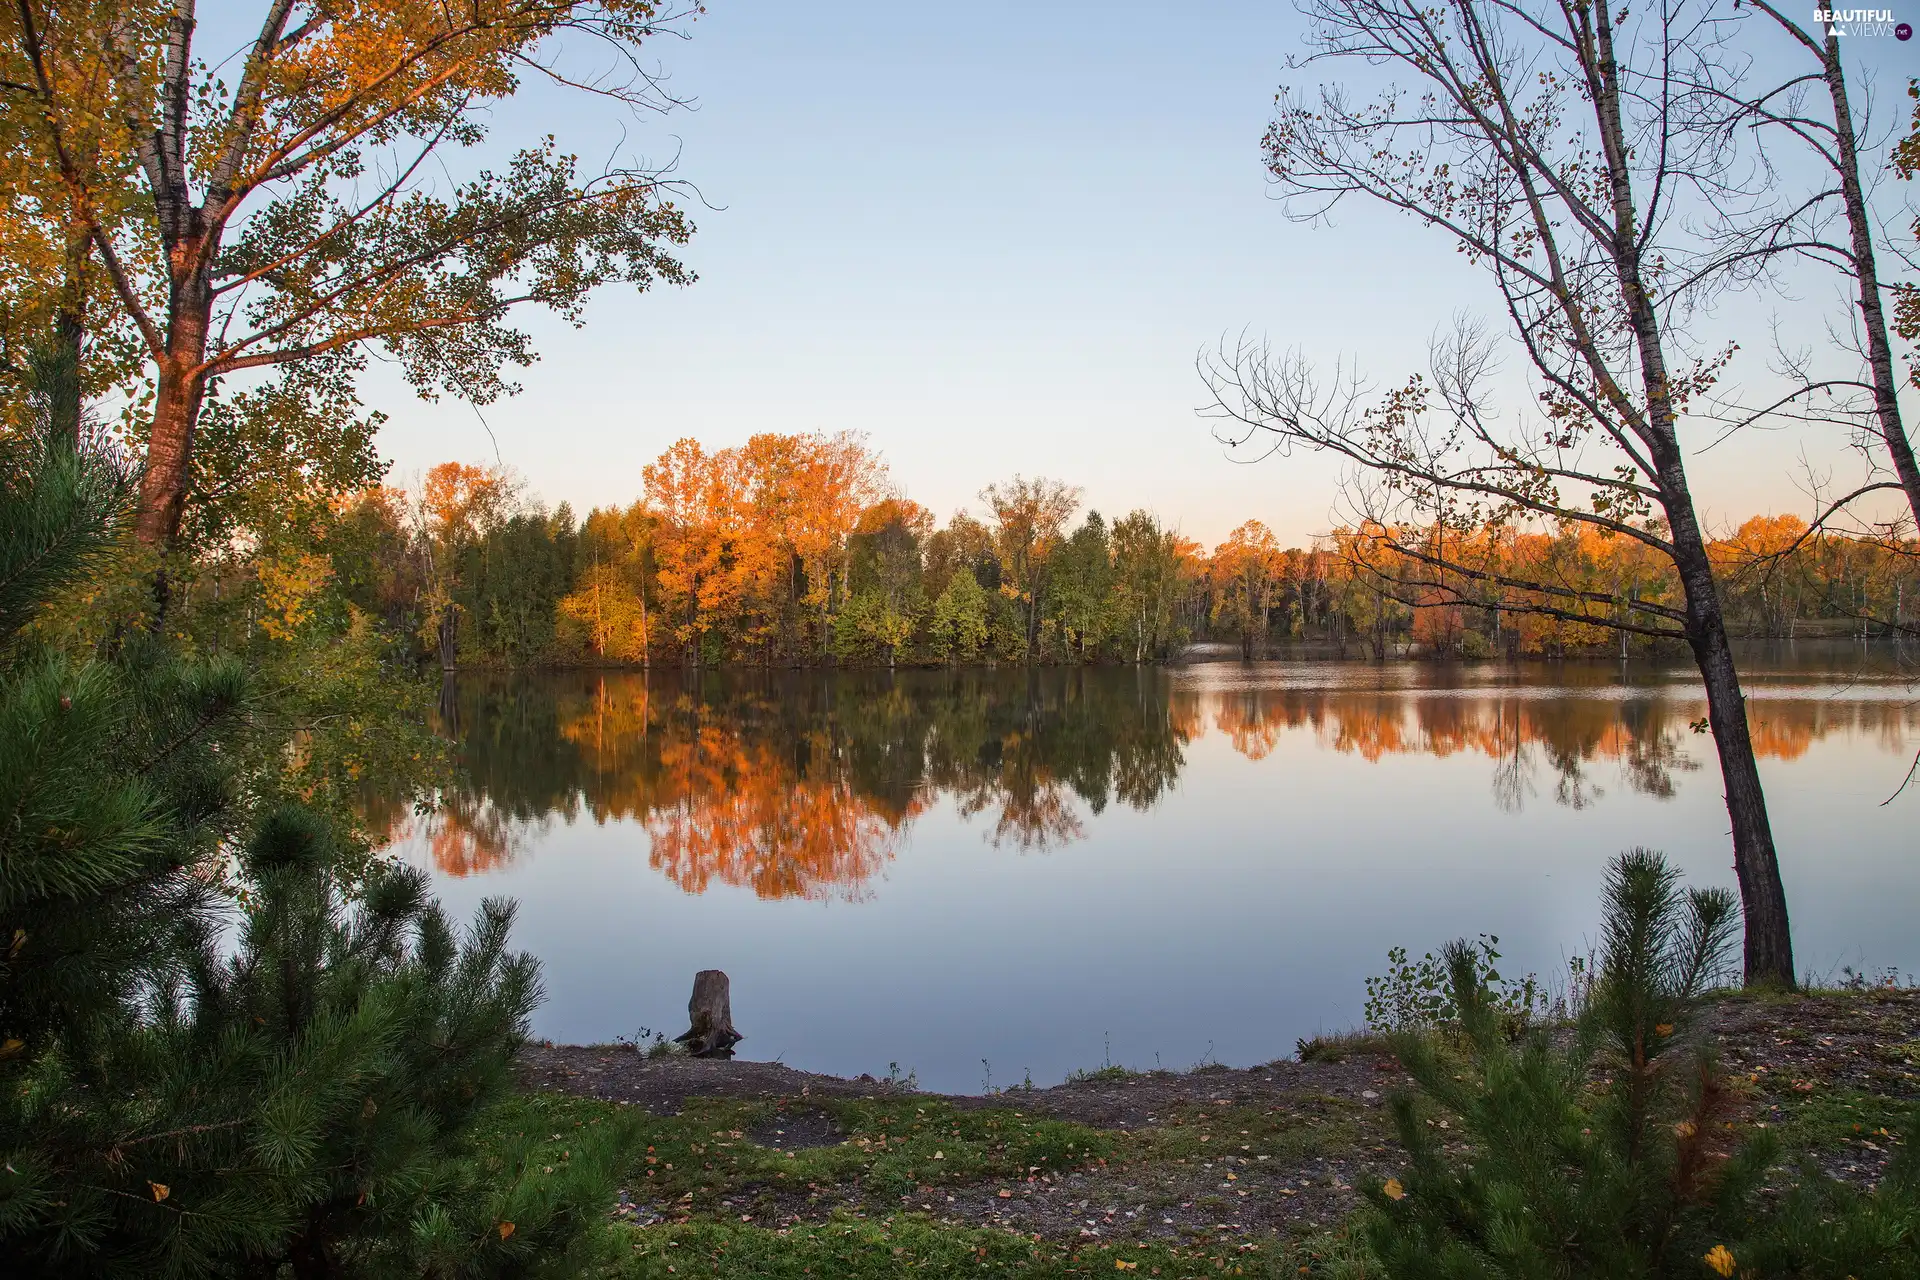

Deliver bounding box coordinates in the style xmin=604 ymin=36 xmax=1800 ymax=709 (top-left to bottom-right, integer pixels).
xmin=386 ymin=660 xmax=1918 ymax=897
xmin=1189 ymin=687 xmax=1701 ymax=810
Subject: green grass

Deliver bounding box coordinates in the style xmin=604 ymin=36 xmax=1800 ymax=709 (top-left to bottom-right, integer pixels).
xmin=1293 ymin=1031 xmax=1396 ymax=1064
xmin=1062 ymin=1064 xmax=1143 ymax=1085
xmin=525 ymin=1092 xmax=1119 ymax=1210
xmin=498 ymin=1091 xmax=1376 ymax=1278
xmin=488 ymin=1087 xmax=1393 ymax=1277
xmin=1130 ymin=1097 xmax=1380 ymax=1167
xmin=1773 ymin=1086 xmax=1919 ymax=1157
xmin=579 ymin=1213 xmax=1368 ymax=1279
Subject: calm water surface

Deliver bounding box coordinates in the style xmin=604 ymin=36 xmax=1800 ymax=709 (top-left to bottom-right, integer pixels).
xmin=394 ymin=650 xmax=1919 ymax=1092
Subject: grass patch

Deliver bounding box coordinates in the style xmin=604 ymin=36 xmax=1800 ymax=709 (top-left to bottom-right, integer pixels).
xmin=1130 ymin=1096 xmax=1382 ymax=1167
xmin=1773 ymin=1086 xmax=1919 ymax=1157
xmin=1063 ymin=1064 xmax=1143 ymax=1084
xmin=582 ymin=1213 xmax=1366 ymax=1279
xmin=1293 ymin=1030 xmax=1396 ymax=1063
xmin=469 ymin=1088 xmax=643 ymax=1171
xmin=532 ymin=1092 xmax=1119 ymax=1209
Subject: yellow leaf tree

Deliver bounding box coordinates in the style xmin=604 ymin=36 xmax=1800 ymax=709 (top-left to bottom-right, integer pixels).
xmin=3 ymin=0 xmax=697 ymax=565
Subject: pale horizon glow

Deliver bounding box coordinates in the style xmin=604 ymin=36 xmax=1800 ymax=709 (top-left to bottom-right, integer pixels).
xmin=348 ymin=1 xmax=1920 ymax=550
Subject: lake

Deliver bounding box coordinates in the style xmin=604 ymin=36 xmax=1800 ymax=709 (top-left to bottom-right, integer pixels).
xmin=394 ymin=649 xmax=1919 ymax=1092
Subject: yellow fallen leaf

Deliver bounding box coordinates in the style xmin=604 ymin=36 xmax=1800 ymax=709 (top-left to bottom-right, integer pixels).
xmin=1655 ymin=1024 xmax=1674 ymax=1037
xmin=0 ymin=1039 xmax=23 ymax=1060
xmin=1674 ymin=1120 xmax=1697 ymax=1138
xmin=149 ymin=1182 xmax=170 ymax=1202
xmin=498 ymin=1221 xmax=515 ymax=1240
xmin=1383 ymin=1178 xmax=1406 ymax=1201
xmin=1703 ymin=1245 xmax=1736 ymax=1277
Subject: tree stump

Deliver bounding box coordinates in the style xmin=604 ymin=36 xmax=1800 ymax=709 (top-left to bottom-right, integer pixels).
xmin=674 ymin=969 xmax=743 ymax=1059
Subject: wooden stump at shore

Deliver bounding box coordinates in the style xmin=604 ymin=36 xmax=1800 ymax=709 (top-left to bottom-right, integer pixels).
xmin=675 ymin=969 xmax=743 ymax=1059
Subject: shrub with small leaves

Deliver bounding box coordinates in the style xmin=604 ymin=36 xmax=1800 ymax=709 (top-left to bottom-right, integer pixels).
xmin=1363 ymin=934 xmax=1551 ymax=1034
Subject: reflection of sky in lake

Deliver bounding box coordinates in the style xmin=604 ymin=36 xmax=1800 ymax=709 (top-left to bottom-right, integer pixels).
xmin=399 ymin=651 xmax=1919 ymax=1092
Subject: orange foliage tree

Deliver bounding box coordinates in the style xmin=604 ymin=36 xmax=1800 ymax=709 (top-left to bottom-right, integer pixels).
xmin=413 ymin=461 xmax=514 ymax=669
xmin=3 ymin=0 xmax=696 ymax=558
xmin=1209 ymin=520 xmax=1284 ymax=658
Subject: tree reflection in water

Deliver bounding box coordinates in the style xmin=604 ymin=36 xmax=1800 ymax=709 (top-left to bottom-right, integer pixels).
xmin=383 ymin=665 xmax=1912 ymax=894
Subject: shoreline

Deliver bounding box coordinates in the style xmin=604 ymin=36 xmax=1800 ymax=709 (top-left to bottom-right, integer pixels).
xmin=442 ymin=633 xmax=1906 ymax=677
xmin=516 ymin=986 xmax=1919 ymax=1246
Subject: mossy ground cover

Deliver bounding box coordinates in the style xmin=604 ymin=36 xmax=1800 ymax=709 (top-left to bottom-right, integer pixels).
xmin=585 ymin=1092 xmax=1121 ymax=1210
xmin=1707 ymin=986 xmax=1920 ymax=1187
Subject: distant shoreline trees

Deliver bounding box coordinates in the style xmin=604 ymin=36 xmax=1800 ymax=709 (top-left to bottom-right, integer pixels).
xmin=273 ymin=434 xmax=1917 ymax=675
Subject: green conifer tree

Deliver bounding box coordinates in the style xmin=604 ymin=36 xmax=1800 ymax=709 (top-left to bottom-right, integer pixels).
xmin=0 ymin=403 xmax=630 ymax=1277
xmin=0 ymin=421 xmax=252 ymax=1268
xmin=1356 ymin=849 xmax=1920 ymax=1278
xmin=128 ymin=809 xmax=633 ymax=1278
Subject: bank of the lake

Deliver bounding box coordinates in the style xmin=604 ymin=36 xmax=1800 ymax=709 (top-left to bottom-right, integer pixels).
xmin=514 ymin=986 xmax=1920 ymax=1279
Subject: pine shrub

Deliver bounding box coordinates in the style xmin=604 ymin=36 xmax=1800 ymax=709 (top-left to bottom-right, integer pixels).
xmin=117 ymin=809 xmax=637 ymax=1278
xmin=0 ymin=424 xmax=632 ymax=1275
xmin=1355 ymin=849 xmax=1919 ymax=1278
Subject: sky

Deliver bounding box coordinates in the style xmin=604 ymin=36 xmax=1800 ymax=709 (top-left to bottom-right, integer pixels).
xmin=347 ymin=1 xmax=1920 ymax=548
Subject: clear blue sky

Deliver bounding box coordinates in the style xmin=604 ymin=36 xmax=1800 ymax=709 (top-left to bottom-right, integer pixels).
xmin=359 ymin=1 xmax=1919 ymax=548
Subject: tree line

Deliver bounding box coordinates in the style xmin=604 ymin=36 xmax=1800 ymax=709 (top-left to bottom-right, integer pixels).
xmin=270 ymin=434 xmax=1917 ymax=672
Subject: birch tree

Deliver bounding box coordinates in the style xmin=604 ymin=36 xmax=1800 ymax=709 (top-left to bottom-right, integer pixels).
xmin=1207 ymin=0 xmax=1797 ymax=982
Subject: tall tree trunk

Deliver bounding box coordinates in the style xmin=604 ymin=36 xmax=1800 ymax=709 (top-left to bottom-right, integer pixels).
xmin=1648 ymin=420 xmax=1795 ymax=985
xmin=1672 ymin=525 xmax=1795 ymax=984
xmin=1748 ymin=2 xmax=1920 ymax=532
xmin=48 ymin=229 xmax=90 ymax=447
xmin=1025 ymin=585 xmax=1041 ymax=665
xmin=437 ymin=602 xmax=458 ymax=672
xmin=1592 ymin=1 xmax=1794 ymax=986
xmin=1818 ymin=34 xmax=1920 ymax=531
xmin=1636 ymin=431 xmax=1796 ymax=984
xmin=134 ymin=271 xmax=212 ymax=549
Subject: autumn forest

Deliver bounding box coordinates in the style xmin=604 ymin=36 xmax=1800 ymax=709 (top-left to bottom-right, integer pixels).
xmin=5 ymin=0 xmax=1920 ymax=1271
xmin=206 ymin=430 xmax=1920 ymax=675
